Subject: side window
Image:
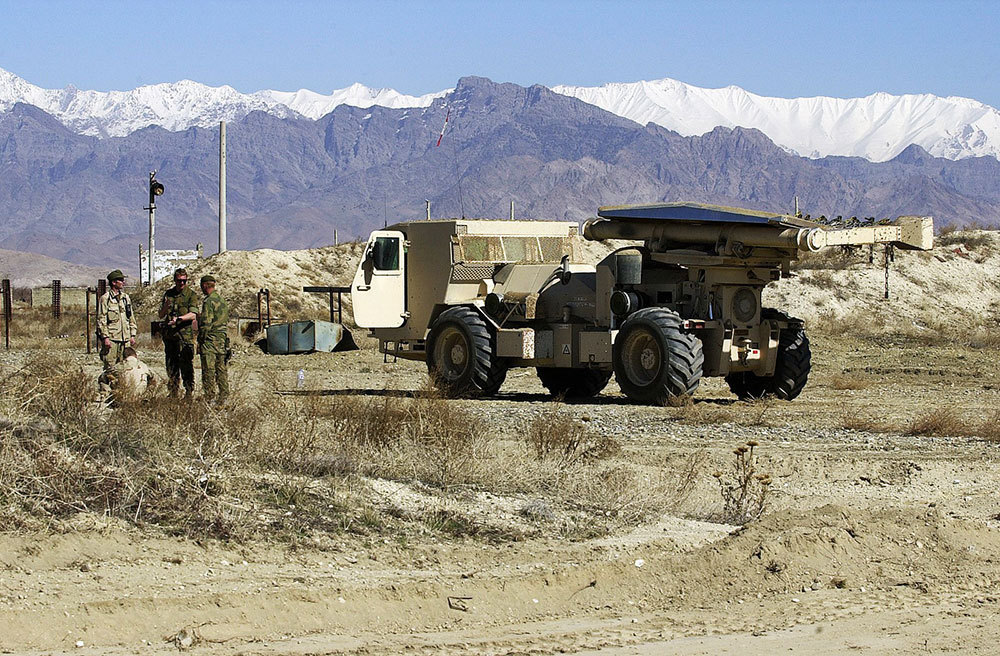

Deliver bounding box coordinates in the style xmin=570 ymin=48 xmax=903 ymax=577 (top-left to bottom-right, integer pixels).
xmin=372 ymin=236 xmax=400 ymax=271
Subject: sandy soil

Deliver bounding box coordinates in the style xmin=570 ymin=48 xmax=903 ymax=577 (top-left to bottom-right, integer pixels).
xmin=4 ymin=233 xmax=1000 ymax=654
xmin=4 ymin=330 xmax=1000 ymax=655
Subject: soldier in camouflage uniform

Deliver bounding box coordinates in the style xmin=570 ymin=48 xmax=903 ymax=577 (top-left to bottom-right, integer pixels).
xmin=173 ymin=274 xmax=230 ymax=403
xmin=158 ymin=268 xmax=198 ymax=397
xmin=97 ymin=269 xmax=137 ymax=371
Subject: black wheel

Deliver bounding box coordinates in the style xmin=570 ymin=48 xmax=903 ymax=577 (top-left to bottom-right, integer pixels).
xmin=426 ymin=307 xmax=507 ymax=397
xmin=536 ymin=367 xmax=612 ymax=399
xmin=726 ymin=309 xmax=811 ymax=401
xmin=613 ymin=308 xmax=703 ymax=405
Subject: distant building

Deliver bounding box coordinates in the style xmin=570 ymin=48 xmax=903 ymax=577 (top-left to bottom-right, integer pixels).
xmin=138 ymin=243 xmax=204 ymax=284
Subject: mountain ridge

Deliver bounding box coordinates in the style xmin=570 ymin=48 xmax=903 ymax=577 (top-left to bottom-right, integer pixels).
xmin=3 ymin=67 xmax=999 ymax=162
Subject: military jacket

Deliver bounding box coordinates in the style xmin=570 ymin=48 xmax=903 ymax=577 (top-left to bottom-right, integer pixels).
xmin=97 ymin=290 xmax=137 ymax=342
xmin=198 ymin=291 xmax=230 ymax=354
xmin=161 ymin=286 xmax=199 ymax=343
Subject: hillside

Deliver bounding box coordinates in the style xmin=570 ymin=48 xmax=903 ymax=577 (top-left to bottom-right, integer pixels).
xmin=0 ymin=248 xmax=105 ymax=287
xmin=2 ymin=76 xmax=1000 ymax=270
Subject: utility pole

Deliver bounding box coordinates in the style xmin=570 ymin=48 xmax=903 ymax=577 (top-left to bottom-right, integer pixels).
xmin=145 ymin=172 xmax=164 ymax=285
xmin=219 ymin=121 xmax=227 ymax=253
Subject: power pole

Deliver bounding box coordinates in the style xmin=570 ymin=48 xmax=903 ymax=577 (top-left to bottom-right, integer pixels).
xmin=219 ymin=121 xmax=227 ymax=253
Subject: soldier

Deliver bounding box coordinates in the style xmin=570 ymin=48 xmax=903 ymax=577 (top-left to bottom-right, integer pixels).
xmin=97 ymin=269 xmax=137 ymax=371
xmin=171 ymin=274 xmax=230 ymax=403
xmin=158 ymin=268 xmax=198 ymax=397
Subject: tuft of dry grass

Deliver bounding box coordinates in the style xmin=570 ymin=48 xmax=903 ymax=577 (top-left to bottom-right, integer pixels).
xmin=904 ymin=407 xmax=1000 ymax=440
xmin=527 ymin=407 xmax=620 ymax=468
xmin=829 ymin=373 xmax=871 ymax=390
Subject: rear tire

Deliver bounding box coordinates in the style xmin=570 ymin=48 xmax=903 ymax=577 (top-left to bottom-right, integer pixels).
xmin=613 ymin=308 xmax=703 ymax=405
xmin=726 ymin=309 xmax=811 ymax=401
xmin=536 ymin=367 xmax=612 ymax=399
xmin=426 ymin=307 xmax=507 ymax=397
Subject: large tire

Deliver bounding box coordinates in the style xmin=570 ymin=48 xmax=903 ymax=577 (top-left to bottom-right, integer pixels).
xmin=536 ymin=367 xmax=612 ymax=399
xmin=613 ymin=308 xmax=704 ymax=405
xmin=726 ymin=309 xmax=811 ymax=401
xmin=426 ymin=307 xmax=507 ymax=397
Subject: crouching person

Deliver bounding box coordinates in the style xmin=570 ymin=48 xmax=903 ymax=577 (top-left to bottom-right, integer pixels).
xmin=98 ymin=347 xmax=156 ymax=404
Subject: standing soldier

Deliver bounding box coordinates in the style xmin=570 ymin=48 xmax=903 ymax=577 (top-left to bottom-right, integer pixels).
xmin=97 ymin=269 xmax=137 ymax=371
xmin=158 ymin=268 xmax=198 ymax=398
xmin=171 ymin=274 xmax=230 ymax=403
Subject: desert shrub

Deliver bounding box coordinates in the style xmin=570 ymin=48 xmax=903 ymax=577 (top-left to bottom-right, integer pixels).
xmin=906 ymin=407 xmax=968 ymax=437
xmin=527 ymin=408 xmax=620 ymax=468
xmin=829 ymin=373 xmax=870 ymax=390
xmin=713 ymin=441 xmax=772 ymax=525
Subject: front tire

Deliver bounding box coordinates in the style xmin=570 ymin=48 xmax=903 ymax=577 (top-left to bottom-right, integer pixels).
xmin=536 ymin=367 xmax=612 ymax=399
xmin=613 ymin=308 xmax=703 ymax=405
xmin=726 ymin=309 xmax=811 ymax=401
xmin=426 ymin=307 xmax=507 ymax=397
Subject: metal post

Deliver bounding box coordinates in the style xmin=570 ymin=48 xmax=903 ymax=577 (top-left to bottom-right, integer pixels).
xmin=86 ymin=287 xmax=93 ymax=354
xmin=334 ymin=229 xmax=338 ymax=246
xmin=2 ymin=279 xmax=11 ymax=350
xmin=425 ymin=199 xmax=431 ymax=221
xmin=510 ymin=200 xmax=514 ymax=221
xmin=52 ymin=279 xmax=61 ymax=319
xmin=219 ymin=121 xmax=227 ymax=253
xmin=138 ymin=245 xmax=143 ymax=285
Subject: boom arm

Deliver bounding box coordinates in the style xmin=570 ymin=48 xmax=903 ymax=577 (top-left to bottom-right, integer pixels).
xmin=583 ymin=202 xmax=934 ymax=252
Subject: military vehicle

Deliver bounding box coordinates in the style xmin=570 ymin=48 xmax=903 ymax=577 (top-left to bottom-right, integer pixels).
xmin=350 ymin=202 xmax=932 ymax=404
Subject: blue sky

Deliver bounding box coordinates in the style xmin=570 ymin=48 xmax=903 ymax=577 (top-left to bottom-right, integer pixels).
xmin=2 ymin=0 xmax=999 ymax=106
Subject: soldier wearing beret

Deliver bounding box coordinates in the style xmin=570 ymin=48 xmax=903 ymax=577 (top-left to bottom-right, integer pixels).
xmin=158 ymin=268 xmax=198 ymax=398
xmin=172 ymin=274 xmax=230 ymax=403
xmin=97 ymin=269 xmax=137 ymax=371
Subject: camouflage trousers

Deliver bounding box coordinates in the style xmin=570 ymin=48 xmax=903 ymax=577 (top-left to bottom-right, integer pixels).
xmin=200 ymin=351 xmax=229 ymax=402
xmin=164 ymin=339 xmax=195 ymax=396
xmin=100 ymin=340 xmax=127 ymax=371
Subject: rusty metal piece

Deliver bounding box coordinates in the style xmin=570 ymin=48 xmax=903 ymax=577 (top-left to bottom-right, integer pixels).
xmin=51 ymin=279 xmax=61 ymax=319
xmin=302 ymin=286 xmax=350 ymax=324
xmin=2 ymin=279 xmax=11 ymax=350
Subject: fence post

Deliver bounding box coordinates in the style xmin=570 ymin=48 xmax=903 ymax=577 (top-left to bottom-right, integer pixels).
xmin=2 ymin=279 xmax=11 ymax=350
xmin=52 ymin=279 xmax=62 ymax=319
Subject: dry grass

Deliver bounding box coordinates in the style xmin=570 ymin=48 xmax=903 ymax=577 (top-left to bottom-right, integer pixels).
xmin=0 ymin=358 xmax=697 ymax=541
xmin=829 ymin=373 xmax=871 ymax=390
xmin=905 ymin=407 xmax=1000 ymax=440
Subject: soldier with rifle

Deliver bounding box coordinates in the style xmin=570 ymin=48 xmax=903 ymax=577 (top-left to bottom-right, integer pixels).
xmin=170 ymin=274 xmax=230 ymax=404
xmin=158 ymin=268 xmax=198 ymax=398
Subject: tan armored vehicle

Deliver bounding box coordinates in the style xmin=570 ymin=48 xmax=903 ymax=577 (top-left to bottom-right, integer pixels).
xmin=350 ymin=202 xmax=933 ymax=404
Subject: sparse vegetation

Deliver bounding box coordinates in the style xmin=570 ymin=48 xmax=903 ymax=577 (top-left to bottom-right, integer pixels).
xmin=0 ymin=356 xmax=696 ymax=541
xmin=713 ymin=440 xmax=772 ymax=525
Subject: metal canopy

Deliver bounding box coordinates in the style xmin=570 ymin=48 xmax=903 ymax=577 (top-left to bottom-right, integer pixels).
xmin=596 ymin=202 xmax=813 ymax=228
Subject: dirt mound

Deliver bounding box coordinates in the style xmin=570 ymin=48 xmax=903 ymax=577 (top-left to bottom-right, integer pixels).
xmin=132 ymin=242 xmax=366 ymax=321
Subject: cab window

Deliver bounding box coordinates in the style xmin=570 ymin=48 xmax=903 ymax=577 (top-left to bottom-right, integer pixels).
xmin=372 ymin=236 xmax=400 ymax=271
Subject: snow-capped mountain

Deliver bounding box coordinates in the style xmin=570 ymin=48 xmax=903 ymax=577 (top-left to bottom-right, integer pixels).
xmin=0 ymin=67 xmax=446 ymax=138
xmin=2 ymin=66 xmax=999 ymax=162
xmin=552 ymin=78 xmax=1000 ymax=162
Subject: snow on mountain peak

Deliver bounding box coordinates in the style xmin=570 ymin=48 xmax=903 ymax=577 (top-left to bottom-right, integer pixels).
xmin=0 ymin=66 xmax=448 ymax=137
xmin=552 ymin=77 xmax=1000 ymax=161
xmin=2 ymin=65 xmax=999 ymax=162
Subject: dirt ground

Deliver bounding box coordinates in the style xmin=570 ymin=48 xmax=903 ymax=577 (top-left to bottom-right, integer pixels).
xmin=3 ymin=328 xmax=1000 ymax=655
